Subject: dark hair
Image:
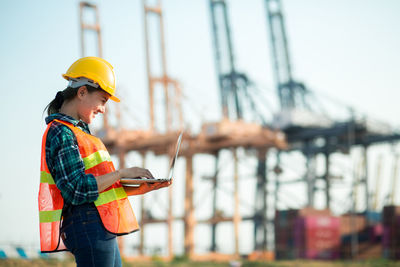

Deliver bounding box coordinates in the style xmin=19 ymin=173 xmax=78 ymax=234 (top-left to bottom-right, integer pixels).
xmin=44 ymin=85 xmax=102 ymax=116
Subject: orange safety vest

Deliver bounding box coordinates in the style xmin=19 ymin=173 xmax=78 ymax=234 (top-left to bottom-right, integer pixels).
xmin=38 ymin=119 xmax=139 ymax=252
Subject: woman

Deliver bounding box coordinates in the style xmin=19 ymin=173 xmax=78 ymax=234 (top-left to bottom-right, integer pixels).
xmin=38 ymin=56 xmax=170 ymax=266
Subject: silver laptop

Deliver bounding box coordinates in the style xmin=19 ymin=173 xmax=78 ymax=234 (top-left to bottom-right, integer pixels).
xmin=120 ymin=132 xmax=183 ymax=185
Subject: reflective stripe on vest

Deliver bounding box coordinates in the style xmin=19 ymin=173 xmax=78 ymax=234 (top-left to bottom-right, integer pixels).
xmin=39 ymin=209 xmax=62 ymax=223
xmin=95 ymin=187 xmax=127 ymax=206
xmin=40 ymin=171 xmax=55 ymax=185
xmin=83 ymin=150 xmax=112 ymax=170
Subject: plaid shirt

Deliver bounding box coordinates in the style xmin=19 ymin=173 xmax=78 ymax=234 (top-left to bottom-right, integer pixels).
xmin=45 ymin=113 xmax=99 ymax=205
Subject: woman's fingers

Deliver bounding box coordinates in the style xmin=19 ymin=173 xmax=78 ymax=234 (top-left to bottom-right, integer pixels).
xmin=121 ymin=167 xmax=154 ymax=179
xmin=136 ymin=167 xmax=151 ymax=178
xmin=144 ymin=169 xmax=154 ymax=179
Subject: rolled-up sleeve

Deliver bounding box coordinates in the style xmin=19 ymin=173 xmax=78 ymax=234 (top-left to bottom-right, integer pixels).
xmin=46 ymin=124 xmax=99 ymax=205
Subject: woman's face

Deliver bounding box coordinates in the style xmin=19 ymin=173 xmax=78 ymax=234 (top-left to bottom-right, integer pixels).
xmin=77 ymin=87 xmax=110 ymax=124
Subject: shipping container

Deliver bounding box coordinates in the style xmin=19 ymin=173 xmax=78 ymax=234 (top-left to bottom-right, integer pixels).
xmin=294 ymin=215 xmax=340 ymax=260
xmin=382 ymin=206 xmax=400 ymax=259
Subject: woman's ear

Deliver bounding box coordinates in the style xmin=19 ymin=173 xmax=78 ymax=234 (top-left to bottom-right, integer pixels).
xmin=77 ymin=86 xmax=88 ymax=100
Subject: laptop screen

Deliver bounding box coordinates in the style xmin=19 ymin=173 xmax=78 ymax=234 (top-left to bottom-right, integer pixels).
xmin=168 ymin=132 xmax=183 ymax=179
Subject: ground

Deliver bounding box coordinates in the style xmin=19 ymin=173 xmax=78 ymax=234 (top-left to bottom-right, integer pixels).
xmin=0 ymin=259 xmax=399 ymax=267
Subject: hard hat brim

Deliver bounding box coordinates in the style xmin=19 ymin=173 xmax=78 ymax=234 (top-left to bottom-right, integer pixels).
xmin=62 ymin=73 xmax=120 ymax=102
xmin=110 ymin=95 xmax=120 ymax=102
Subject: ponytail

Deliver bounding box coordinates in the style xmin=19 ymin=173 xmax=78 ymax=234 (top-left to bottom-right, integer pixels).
xmin=44 ymin=85 xmax=103 ymax=116
xmin=44 ymin=87 xmax=76 ymax=116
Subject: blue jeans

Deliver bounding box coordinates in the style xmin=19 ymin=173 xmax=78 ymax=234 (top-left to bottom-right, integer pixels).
xmin=61 ymin=203 xmax=122 ymax=267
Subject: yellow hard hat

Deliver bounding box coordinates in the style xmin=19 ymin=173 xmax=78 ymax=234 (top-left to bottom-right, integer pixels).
xmin=62 ymin=56 xmax=120 ymax=102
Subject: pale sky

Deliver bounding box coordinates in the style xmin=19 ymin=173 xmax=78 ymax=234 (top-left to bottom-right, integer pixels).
xmin=0 ymin=0 xmax=399 ymax=256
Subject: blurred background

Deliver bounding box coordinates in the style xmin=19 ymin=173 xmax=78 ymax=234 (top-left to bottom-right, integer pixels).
xmin=1 ymin=0 xmax=400 ymax=264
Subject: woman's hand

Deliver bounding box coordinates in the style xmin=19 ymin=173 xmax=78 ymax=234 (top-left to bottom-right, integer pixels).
xmin=123 ymin=179 xmax=172 ymax=196
xmin=96 ymin=167 xmax=154 ymax=193
xmin=97 ymin=166 xmax=171 ymax=195
xmin=118 ymin=167 xmax=154 ymax=179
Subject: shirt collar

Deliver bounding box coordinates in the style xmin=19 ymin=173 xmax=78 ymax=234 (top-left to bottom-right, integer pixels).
xmin=45 ymin=113 xmax=90 ymax=133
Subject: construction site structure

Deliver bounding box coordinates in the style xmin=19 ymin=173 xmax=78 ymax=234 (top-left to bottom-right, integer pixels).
xmin=77 ymin=0 xmax=400 ymax=261
xmin=264 ymin=0 xmax=400 ymax=259
xmin=209 ymin=0 xmax=285 ymax=253
xmin=77 ymin=0 xmax=288 ymax=261
xmin=210 ymin=0 xmax=246 ymax=120
xmin=108 ymin=0 xmax=286 ymax=260
xmin=143 ymin=0 xmax=184 ymax=133
xmin=265 ymin=0 xmax=400 ymax=210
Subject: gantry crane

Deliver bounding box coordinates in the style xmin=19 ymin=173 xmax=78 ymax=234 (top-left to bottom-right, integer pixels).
xmin=264 ymin=0 xmax=400 ymax=211
xmin=143 ymin=0 xmax=183 ymax=133
xmin=265 ymin=0 xmax=308 ymax=111
xmin=209 ymin=0 xmax=271 ymax=253
xmin=264 ymin=0 xmax=400 ymax=258
xmin=209 ymin=0 xmax=249 ymax=120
